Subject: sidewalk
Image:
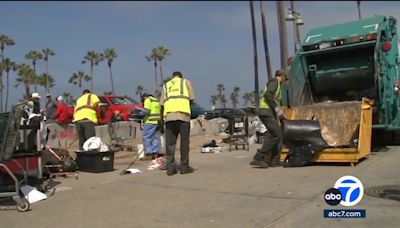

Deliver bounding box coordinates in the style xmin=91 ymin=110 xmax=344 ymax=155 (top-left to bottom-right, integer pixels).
xmin=1 ymin=144 xmax=399 ymax=228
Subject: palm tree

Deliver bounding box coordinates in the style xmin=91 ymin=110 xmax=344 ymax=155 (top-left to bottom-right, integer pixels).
xmin=38 ymin=73 xmax=55 ymax=92
xmin=69 ymin=70 xmax=91 ymax=90
xmin=146 ymin=50 xmax=158 ymax=92
xmin=154 ymin=46 xmax=171 ymax=84
xmin=82 ymin=50 xmax=103 ymax=92
xmin=230 ymin=92 xmax=237 ymax=109
xmin=15 ymin=64 xmax=35 ymax=99
xmin=104 ymin=48 xmax=118 ymax=94
xmin=63 ymin=92 xmax=75 ymax=106
xmin=0 ymin=58 xmax=16 ymax=111
xmin=0 ymin=34 xmax=15 ymax=112
xmin=232 ymin=86 xmax=240 ymax=108
xmin=217 ymin=83 xmax=225 ymax=108
xmin=0 ymin=34 xmax=15 ymax=60
xmin=260 ymin=1 xmax=272 ymax=79
xmin=356 ymin=1 xmax=362 ymax=20
xmin=210 ymin=95 xmax=218 ymax=110
xmin=242 ymin=92 xmax=251 ymax=107
xmin=135 ymin=85 xmax=144 ymax=99
xmin=220 ymin=94 xmax=227 ymax=108
xmin=25 ymin=50 xmax=43 ymax=92
xmin=42 ymin=48 xmax=55 ymax=94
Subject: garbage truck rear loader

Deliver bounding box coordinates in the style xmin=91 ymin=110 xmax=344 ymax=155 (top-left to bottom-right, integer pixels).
xmin=281 ymin=16 xmax=400 ymax=165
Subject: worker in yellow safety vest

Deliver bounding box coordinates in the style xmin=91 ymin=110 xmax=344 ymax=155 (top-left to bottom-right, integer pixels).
xmin=138 ymin=92 xmax=162 ymax=160
xmin=159 ymin=71 xmax=196 ymax=176
xmin=250 ymin=69 xmax=288 ymax=168
xmin=73 ymin=89 xmax=100 ymax=151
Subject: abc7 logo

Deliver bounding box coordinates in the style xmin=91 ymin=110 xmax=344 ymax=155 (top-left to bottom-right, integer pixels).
xmin=324 ymin=176 xmax=364 ymax=206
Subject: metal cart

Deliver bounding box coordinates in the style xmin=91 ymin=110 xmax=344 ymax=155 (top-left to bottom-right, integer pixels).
xmin=0 ymin=104 xmax=30 ymax=212
xmin=226 ymin=115 xmax=249 ymax=151
xmin=108 ymin=121 xmax=136 ymax=151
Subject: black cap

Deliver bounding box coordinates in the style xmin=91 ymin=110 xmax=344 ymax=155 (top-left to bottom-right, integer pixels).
xmin=172 ymin=71 xmax=183 ymax=77
xmin=82 ymin=89 xmax=91 ymax=94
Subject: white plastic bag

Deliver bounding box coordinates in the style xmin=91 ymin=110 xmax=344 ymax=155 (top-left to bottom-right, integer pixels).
xmin=83 ymin=136 xmax=109 ymax=152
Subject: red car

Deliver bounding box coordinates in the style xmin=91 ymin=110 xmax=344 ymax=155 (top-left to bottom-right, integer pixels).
xmin=97 ymin=95 xmax=144 ymax=125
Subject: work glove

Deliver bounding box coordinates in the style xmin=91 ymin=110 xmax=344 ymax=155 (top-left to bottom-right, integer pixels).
xmin=274 ymin=107 xmax=285 ymax=120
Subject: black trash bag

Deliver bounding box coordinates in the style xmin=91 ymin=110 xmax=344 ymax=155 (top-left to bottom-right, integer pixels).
xmin=62 ymin=157 xmax=78 ymax=172
xmin=281 ymin=119 xmax=327 ymax=167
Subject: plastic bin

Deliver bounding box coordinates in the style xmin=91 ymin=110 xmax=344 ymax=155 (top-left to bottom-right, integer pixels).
xmin=76 ymin=151 xmax=114 ymax=173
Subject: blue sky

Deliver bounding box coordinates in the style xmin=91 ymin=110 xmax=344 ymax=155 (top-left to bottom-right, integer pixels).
xmin=0 ymin=1 xmax=399 ymax=109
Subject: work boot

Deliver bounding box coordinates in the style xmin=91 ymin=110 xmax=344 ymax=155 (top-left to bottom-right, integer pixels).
xmin=180 ymin=166 xmax=195 ymax=174
xmin=249 ymin=151 xmax=269 ymax=168
xmin=166 ymin=167 xmax=177 ymax=176
xmin=269 ymin=155 xmax=282 ymax=167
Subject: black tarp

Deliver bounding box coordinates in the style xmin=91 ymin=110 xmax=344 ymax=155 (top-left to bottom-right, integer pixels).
xmin=281 ymin=119 xmax=327 ymax=167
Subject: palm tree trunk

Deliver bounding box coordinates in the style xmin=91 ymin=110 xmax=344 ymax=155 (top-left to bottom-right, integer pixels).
xmin=250 ymin=0 xmax=260 ymax=112
xmin=159 ymin=61 xmax=164 ymax=87
xmin=260 ymin=1 xmax=272 ymax=80
xmin=154 ymin=60 xmax=158 ymax=93
xmin=108 ymin=65 xmax=115 ymax=95
xmin=276 ymin=1 xmax=288 ymax=69
xmin=33 ymin=63 xmax=38 ymax=92
xmin=24 ymin=83 xmax=30 ymax=99
xmin=90 ymin=63 xmax=94 ymax=92
xmin=45 ymin=59 xmax=49 ymax=94
xmin=5 ymin=71 xmax=9 ymax=112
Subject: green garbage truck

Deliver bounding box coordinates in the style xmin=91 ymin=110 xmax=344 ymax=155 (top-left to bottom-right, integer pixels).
xmin=283 ymin=15 xmax=400 ymax=145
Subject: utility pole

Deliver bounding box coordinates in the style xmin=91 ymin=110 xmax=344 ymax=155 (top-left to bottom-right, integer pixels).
xmin=260 ymin=1 xmax=272 ymax=80
xmin=357 ymin=1 xmax=362 ymax=20
xmin=290 ymin=1 xmax=301 ymax=52
xmin=250 ymin=0 xmax=259 ymax=112
xmin=276 ymin=0 xmax=288 ymax=70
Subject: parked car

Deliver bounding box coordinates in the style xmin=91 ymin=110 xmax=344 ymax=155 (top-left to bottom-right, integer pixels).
xmin=190 ymin=101 xmax=206 ymax=119
xmin=97 ymin=95 xmax=144 ymax=125
xmin=204 ymin=108 xmax=247 ymax=120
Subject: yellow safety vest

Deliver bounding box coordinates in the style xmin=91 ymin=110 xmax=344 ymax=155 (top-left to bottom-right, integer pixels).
xmin=73 ymin=93 xmax=99 ymax=124
xmin=163 ymin=77 xmax=191 ymax=116
xmin=259 ymin=79 xmax=281 ymax=109
xmin=144 ymin=96 xmax=161 ymax=124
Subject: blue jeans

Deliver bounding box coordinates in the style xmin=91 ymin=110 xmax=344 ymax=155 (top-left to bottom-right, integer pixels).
xmin=143 ymin=123 xmax=160 ymax=155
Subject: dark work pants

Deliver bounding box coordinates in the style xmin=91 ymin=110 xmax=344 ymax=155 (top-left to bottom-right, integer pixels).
xmin=165 ymin=120 xmax=190 ymax=170
xmin=75 ymin=120 xmax=96 ymax=150
xmin=258 ymin=111 xmax=283 ymax=159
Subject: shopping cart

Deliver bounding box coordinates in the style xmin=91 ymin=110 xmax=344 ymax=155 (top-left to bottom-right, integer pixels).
xmin=226 ymin=115 xmax=249 ymax=151
xmin=108 ymin=121 xmax=136 ymax=151
xmin=0 ymin=104 xmax=31 ymax=212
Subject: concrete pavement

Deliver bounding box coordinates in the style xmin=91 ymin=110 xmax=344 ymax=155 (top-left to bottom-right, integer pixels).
xmin=1 ymin=144 xmax=399 ymax=228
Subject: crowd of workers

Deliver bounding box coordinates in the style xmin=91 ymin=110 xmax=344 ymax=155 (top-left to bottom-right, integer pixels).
xmin=20 ymin=69 xmax=288 ymax=175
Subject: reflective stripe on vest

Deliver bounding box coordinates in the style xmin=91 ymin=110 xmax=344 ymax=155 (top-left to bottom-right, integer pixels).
xmin=259 ymin=80 xmax=281 ymax=109
xmin=163 ymin=77 xmax=191 ymax=116
xmin=144 ymin=96 xmax=161 ymax=124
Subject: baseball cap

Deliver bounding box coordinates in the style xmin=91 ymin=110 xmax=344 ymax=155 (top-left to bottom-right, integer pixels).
xmin=32 ymin=92 xmax=41 ymax=99
xmin=56 ymin=96 xmax=63 ymax=101
xmin=46 ymin=93 xmax=51 ymax=97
